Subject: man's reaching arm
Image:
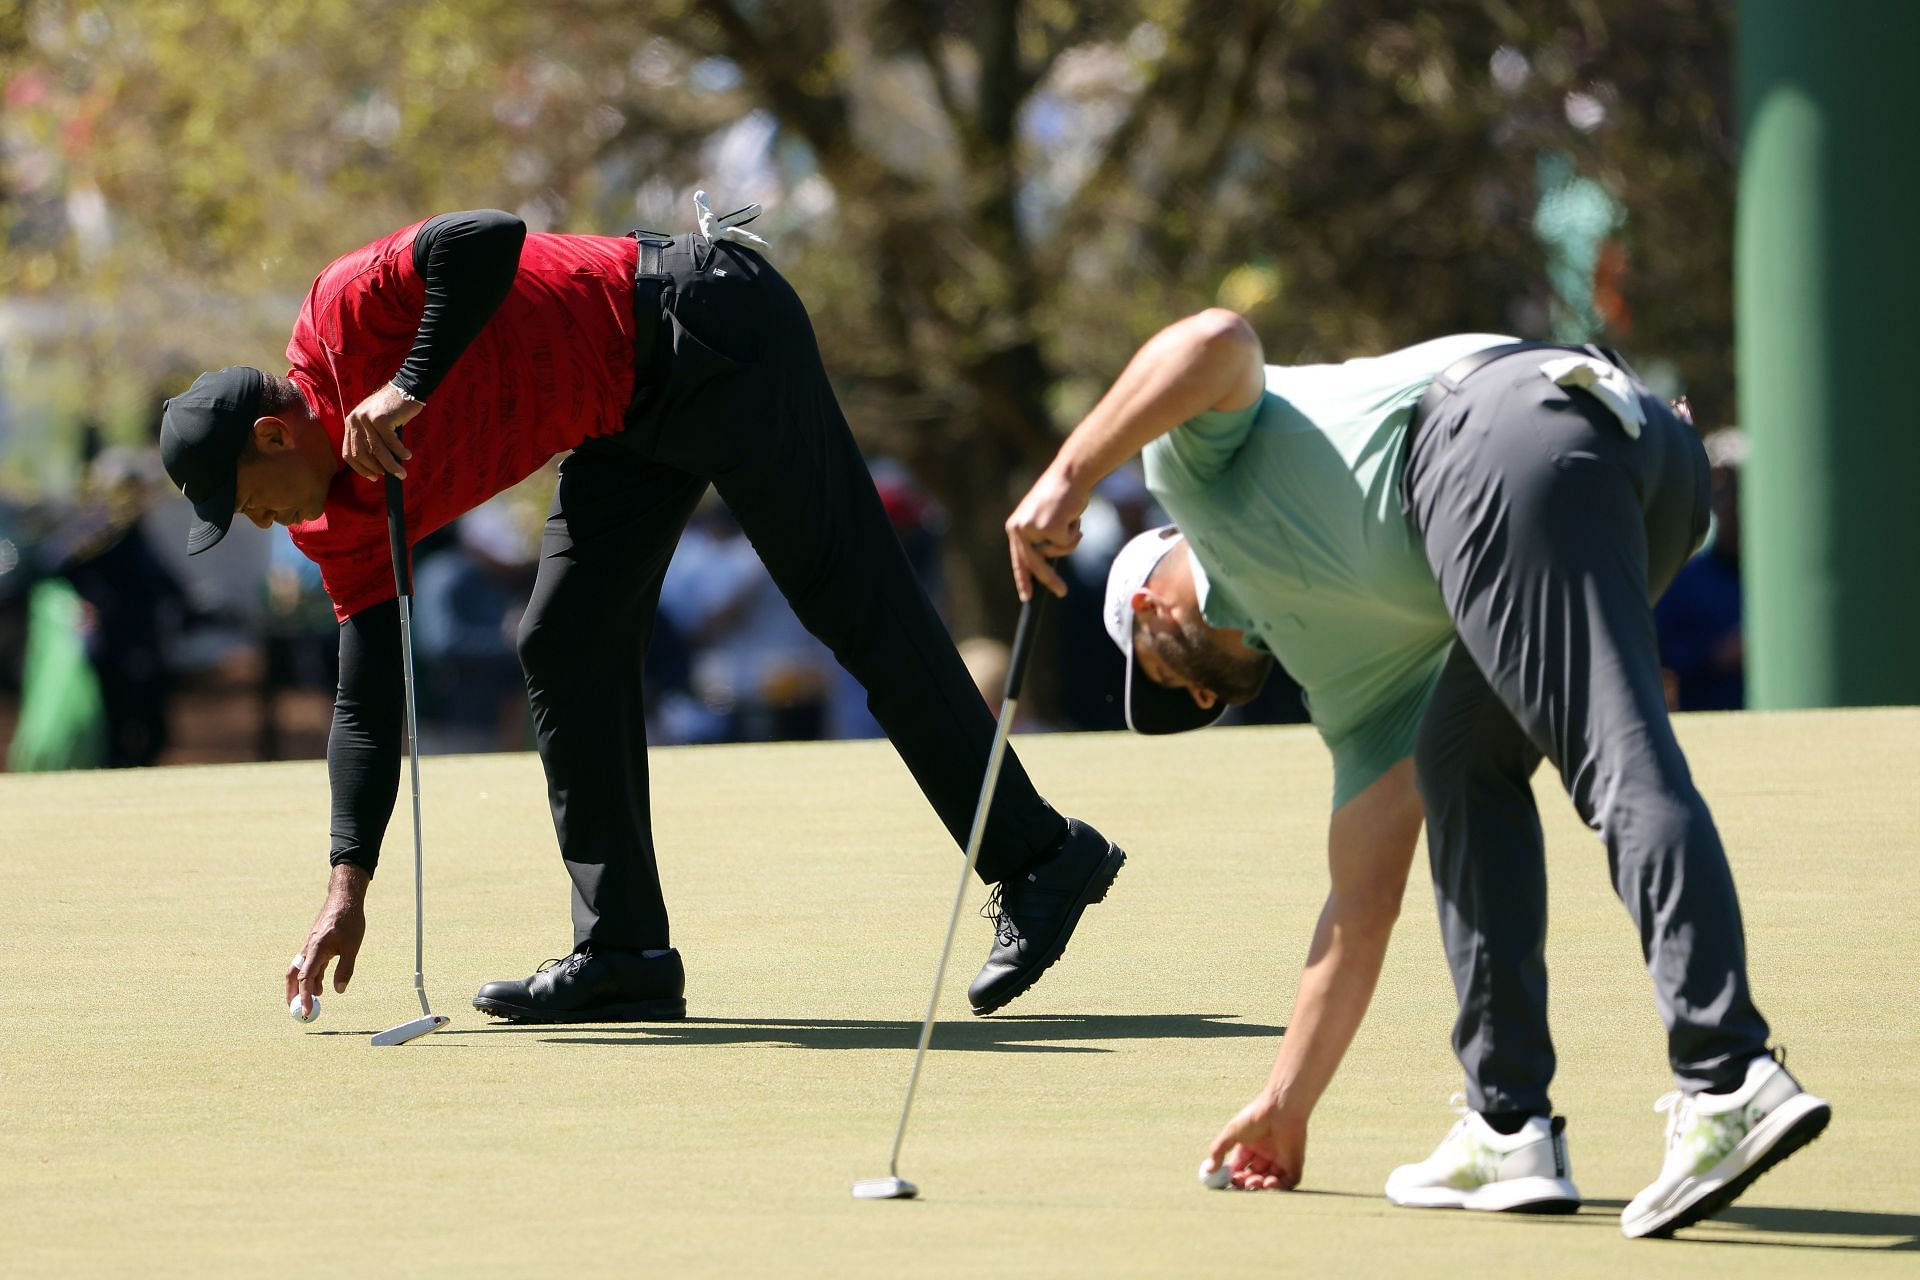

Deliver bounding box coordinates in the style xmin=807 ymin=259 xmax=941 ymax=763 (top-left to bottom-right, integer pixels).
xmin=326 ymin=599 xmax=404 ymax=872
xmin=284 ymin=601 xmax=404 ymax=1012
xmin=1205 ymin=759 xmax=1425 ymax=1189
xmin=1005 ymin=308 xmax=1264 ymax=600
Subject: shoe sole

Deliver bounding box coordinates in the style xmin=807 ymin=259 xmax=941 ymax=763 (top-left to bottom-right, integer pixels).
xmin=471 ymin=995 xmax=688 ymax=1023
xmin=1388 ymin=1176 xmax=1581 ymax=1214
xmin=969 ymin=845 xmax=1126 ymax=1016
xmin=1621 ymin=1092 xmax=1831 ymax=1239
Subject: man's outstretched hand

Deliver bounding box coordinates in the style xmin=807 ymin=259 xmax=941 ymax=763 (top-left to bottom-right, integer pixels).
xmin=1005 ymin=466 xmax=1088 ymax=602
xmin=287 ymin=863 xmax=370 ymax=1014
xmin=341 ymin=383 xmax=422 ymax=481
xmin=1206 ymin=1090 xmax=1309 ymax=1191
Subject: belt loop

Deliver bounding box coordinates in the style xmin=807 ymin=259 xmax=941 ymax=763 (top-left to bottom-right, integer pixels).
xmin=630 ymin=229 xmax=669 ymax=280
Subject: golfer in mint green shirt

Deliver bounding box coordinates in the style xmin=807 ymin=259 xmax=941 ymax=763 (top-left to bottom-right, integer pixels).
xmin=1005 ymin=309 xmax=1823 ymax=1239
xmin=1140 ymin=331 xmax=1508 ymax=808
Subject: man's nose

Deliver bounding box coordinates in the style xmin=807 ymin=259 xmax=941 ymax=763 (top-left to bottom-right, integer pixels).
xmin=1188 ymin=686 xmax=1218 ymax=710
xmin=248 ymin=510 xmax=273 ymax=529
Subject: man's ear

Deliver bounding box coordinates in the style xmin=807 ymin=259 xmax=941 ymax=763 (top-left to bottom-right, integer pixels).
xmin=250 ymin=416 xmax=296 ymax=454
xmin=1128 ymin=587 xmax=1161 ymax=621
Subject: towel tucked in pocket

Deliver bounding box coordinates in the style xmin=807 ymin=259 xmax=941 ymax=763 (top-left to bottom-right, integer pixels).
xmin=1539 ymin=355 xmax=1645 ymax=439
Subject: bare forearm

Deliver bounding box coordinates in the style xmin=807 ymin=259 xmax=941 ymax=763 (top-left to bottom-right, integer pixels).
xmin=1263 ymin=902 xmax=1396 ymax=1115
xmin=1203 ymin=762 xmax=1422 ymax=1189
xmin=1266 ymin=759 xmax=1423 ymax=1118
xmin=329 ymin=861 xmax=371 ymax=903
xmin=1052 ymin=309 xmax=1263 ymax=490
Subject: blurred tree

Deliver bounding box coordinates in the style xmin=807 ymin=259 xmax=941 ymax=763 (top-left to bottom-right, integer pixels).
xmin=1 ymin=0 xmax=1734 ymax=638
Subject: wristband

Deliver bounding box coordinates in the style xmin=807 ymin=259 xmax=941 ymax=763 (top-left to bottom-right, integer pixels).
xmin=387 ymin=379 xmax=426 ymax=406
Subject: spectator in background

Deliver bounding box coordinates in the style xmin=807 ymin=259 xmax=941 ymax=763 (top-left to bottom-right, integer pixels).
xmin=870 ymin=458 xmax=945 ymax=600
xmin=48 ymin=447 xmax=187 ymax=767
xmin=261 ymin=524 xmax=341 ymax=759
xmin=959 ymin=635 xmax=1049 ymax=732
xmin=655 ymin=496 xmax=835 ymax=743
xmin=826 ymin=458 xmax=945 ymax=739
xmin=1657 ymin=427 xmax=1746 ymax=711
xmin=411 ymin=498 xmax=539 ymax=752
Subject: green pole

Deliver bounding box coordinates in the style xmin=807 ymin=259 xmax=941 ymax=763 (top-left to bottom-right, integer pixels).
xmin=1737 ymin=0 xmax=1920 ymax=707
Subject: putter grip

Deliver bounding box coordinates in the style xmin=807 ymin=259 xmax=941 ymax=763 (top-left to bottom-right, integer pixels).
xmin=385 ymin=472 xmax=411 ymax=599
xmin=1004 ymin=595 xmax=1044 ymax=702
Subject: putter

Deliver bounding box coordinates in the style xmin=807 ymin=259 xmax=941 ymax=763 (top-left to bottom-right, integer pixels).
xmin=853 ymin=594 xmax=1046 ymax=1201
xmin=372 ymin=463 xmax=450 ymax=1048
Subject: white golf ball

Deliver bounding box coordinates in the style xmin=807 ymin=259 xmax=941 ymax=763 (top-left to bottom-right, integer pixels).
xmin=289 ymin=994 xmax=321 ymax=1023
xmin=1199 ymin=1159 xmax=1232 ymax=1190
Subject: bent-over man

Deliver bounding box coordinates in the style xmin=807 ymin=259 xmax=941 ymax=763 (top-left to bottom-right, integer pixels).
xmin=161 ymin=198 xmax=1124 ymax=1027
xmin=1004 ymin=310 xmax=1827 ymax=1239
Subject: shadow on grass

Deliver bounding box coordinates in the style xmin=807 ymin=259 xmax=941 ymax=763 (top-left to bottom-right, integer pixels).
xmin=443 ymin=1012 xmax=1285 ymax=1054
xmin=303 ymin=1029 xmax=470 ymax=1046
xmin=1677 ymin=1204 xmax=1920 ymax=1253
xmin=1510 ymin=1198 xmax=1918 ymax=1252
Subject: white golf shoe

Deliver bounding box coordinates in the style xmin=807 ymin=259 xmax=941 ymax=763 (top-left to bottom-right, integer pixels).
xmin=1620 ymin=1050 xmax=1830 ymax=1239
xmin=1385 ymin=1097 xmax=1580 ymax=1213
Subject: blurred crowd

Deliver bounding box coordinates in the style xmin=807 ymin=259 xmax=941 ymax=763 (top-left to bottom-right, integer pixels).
xmin=0 ymin=421 xmax=1749 ymax=773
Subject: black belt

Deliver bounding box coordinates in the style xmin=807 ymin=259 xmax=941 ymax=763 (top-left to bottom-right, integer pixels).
xmin=1401 ymin=340 xmax=1631 ymax=517
xmin=1407 ymin=340 xmax=1631 ymax=447
xmin=628 ymin=231 xmax=676 ymax=391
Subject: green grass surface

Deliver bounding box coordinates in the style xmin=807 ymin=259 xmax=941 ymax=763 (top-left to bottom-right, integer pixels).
xmin=3 ymin=709 xmax=1916 ymax=1276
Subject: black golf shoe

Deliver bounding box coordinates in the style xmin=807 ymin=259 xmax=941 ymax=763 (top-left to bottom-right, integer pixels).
xmin=473 ymin=945 xmax=687 ymax=1022
xmin=967 ymin=818 xmax=1126 ymax=1015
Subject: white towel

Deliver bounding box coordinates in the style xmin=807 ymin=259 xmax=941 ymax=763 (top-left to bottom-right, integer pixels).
xmin=1539 ymin=355 xmax=1644 ymax=439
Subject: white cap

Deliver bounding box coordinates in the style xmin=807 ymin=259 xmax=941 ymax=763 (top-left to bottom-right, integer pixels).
xmin=1103 ymin=525 xmax=1229 ymax=735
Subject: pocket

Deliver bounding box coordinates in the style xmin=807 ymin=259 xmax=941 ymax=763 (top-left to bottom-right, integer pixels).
xmin=665 ymin=311 xmax=750 ymax=393
xmin=1529 ymin=389 xmax=1618 ymax=472
xmin=640 ymin=310 xmax=767 ymax=473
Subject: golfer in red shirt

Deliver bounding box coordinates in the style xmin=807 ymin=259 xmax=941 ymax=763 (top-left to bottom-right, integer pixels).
xmin=161 ymin=200 xmax=1124 ymax=1023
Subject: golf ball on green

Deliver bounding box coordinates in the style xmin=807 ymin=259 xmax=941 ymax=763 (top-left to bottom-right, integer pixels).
xmin=1199 ymin=1159 xmax=1232 ymax=1190
xmin=289 ymin=994 xmax=320 ymax=1023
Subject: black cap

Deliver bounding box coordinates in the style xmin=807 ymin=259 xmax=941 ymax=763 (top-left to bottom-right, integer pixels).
xmin=160 ymin=366 xmax=264 ymax=555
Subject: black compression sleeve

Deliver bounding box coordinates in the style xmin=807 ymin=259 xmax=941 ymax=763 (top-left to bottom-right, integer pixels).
xmin=390 ymin=209 xmax=527 ymax=402
xmin=328 ymin=600 xmax=404 ymax=874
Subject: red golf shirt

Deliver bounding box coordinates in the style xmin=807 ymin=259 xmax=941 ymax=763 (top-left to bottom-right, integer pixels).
xmin=285 ymin=219 xmax=639 ymax=620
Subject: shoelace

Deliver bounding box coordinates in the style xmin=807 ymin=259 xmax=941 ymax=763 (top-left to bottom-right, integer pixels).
xmin=1652 ymin=1090 xmax=1690 ymax=1149
xmin=979 ymin=885 xmax=1016 ymax=945
xmin=536 ymin=951 xmax=591 ymax=977
xmin=693 ymin=189 xmax=768 ymax=247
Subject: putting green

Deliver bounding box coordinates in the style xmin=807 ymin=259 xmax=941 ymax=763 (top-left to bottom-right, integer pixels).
xmin=3 ymin=709 xmax=1915 ymax=1276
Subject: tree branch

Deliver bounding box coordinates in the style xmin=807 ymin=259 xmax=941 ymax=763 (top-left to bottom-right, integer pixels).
xmin=1043 ymin=1 xmax=1227 ymax=255
xmin=696 ymin=0 xmax=855 ymax=165
xmin=881 ymin=0 xmax=969 ymax=148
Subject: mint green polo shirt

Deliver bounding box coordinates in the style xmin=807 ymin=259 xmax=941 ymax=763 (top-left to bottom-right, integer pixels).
xmin=1143 ymin=334 xmax=1515 ymax=809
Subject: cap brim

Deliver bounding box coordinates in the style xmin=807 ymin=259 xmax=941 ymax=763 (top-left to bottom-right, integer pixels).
xmin=184 ymin=481 xmax=238 ymax=555
xmin=1123 ymin=645 xmax=1230 ymax=735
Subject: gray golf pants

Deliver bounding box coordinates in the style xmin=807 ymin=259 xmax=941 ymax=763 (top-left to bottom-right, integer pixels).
xmin=1403 ymin=352 xmax=1771 ymax=1115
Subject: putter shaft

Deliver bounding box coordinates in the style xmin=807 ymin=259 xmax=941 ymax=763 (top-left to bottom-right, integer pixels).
xmin=396 ymin=593 xmax=430 ymax=1019
xmin=382 ymin=469 xmax=437 ymax=1041
xmin=878 ymin=596 xmax=1044 ymax=1182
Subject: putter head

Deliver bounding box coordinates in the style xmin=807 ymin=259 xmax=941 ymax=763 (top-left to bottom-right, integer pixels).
xmin=851 ymin=1176 xmax=918 ymax=1201
xmin=371 ymin=1014 xmax=450 ymax=1047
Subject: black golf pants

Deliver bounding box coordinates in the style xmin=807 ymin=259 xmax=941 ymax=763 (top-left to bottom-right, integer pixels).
xmin=514 ymin=234 xmax=1067 ymax=951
